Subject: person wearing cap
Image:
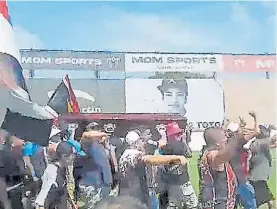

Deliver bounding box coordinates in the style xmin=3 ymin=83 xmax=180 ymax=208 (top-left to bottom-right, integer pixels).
xmin=166 ymin=122 xmax=184 ymax=139
xmin=247 ymin=122 xmax=276 ymax=209
xmin=35 ymin=141 xmax=76 ymax=209
xmin=158 ymin=79 xmax=188 ymax=116
xmin=118 ymin=130 xmax=151 ymax=206
xmin=225 ymin=112 xmax=258 ymax=209
xmin=75 ymin=130 xmax=113 ymax=209
xmin=165 ymin=122 xmax=192 ymax=157
xmin=119 ymin=130 xmax=188 ymax=207
xmin=47 ymin=126 xmax=65 ymax=163
xmin=158 ymin=122 xmax=197 ymax=209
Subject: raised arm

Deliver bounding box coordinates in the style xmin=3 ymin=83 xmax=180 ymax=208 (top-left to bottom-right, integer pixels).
xmin=23 ymin=156 xmax=37 ymax=180
xmin=207 ymin=135 xmax=242 ymax=168
xmin=244 ymin=111 xmax=258 ymax=141
xmin=142 ymin=155 xmax=187 ymax=165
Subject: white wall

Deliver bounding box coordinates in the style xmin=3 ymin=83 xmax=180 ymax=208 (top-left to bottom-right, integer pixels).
xmin=189 ymin=132 xmax=206 ymax=151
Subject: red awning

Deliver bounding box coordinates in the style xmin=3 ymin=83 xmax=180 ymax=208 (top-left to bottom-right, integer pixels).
xmin=59 ymin=113 xmax=186 ymax=121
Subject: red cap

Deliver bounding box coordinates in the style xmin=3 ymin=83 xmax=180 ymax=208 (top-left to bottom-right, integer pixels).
xmin=166 ymin=122 xmax=183 ymax=137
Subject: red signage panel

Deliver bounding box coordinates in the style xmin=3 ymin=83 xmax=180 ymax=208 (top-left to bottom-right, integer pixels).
xmin=223 ymin=55 xmax=276 ymax=72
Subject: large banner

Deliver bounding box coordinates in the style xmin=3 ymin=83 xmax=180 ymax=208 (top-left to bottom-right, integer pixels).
xmin=223 ymin=55 xmax=276 ymax=72
xmin=125 ymin=53 xmax=224 ymax=72
xmin=223 ymin=79 xmax=276 ymax=126
xmin=25 ymin=79 xmax=126 ymax=113
xmin=125 ymin=79 xmax=224 ymax=130
xmin=20 ymin=50 xmax=125 ymax=71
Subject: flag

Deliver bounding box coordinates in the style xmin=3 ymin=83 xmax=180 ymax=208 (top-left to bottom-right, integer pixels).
xmin=0 ymin=0 xmax=30 ymax=101
xmin=47 ymin=75 xmax=80 ymax=115
xmin=1 ymin=108 xmax=53 ymax=146
xmin=0 ymin=0 xmax=54 ymax=124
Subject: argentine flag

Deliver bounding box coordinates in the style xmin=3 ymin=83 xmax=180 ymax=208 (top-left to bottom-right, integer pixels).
xmin=0 ymin=0 xmax=54 ymax=122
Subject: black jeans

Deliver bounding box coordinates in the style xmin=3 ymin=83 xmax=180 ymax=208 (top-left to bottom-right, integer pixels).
xmin=8 ymin=187 xmax=24 ymax=209
xmin=45 ymin=190 xmax=67 ymax=209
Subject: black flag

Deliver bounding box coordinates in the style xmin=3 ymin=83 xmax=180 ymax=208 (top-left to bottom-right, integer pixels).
xmin=47 ymin=75 xmax=80 ymax=114
xmin=1 ymin=108 xmax=53 ymax=146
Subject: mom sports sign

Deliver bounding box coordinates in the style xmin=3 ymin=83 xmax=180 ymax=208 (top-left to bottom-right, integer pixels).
xmin=125 ymin=53 xmax=224 ymax=72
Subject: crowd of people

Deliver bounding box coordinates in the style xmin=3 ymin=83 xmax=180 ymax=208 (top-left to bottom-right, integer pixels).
xmin=0 ymin=111 xmax=276 ymax=209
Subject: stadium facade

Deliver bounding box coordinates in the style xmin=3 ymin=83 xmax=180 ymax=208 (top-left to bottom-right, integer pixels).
xmin=13 ymin=49 xmax=277 ymax=127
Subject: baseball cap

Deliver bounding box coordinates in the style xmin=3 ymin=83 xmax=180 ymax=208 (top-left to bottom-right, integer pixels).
xmin=158 ymin=79 xmax=188 ymax=93
xmin=166 ymin=122 xmax=183 ymax=137
xmin=125 ymin=131 xmax=140 ymax=145
xmin=56 ymin=141 xmax=74 ymax=156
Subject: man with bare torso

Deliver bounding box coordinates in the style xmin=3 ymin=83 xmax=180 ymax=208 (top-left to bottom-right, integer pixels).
xmin=198 ymin=127 xmax=245 ymax=209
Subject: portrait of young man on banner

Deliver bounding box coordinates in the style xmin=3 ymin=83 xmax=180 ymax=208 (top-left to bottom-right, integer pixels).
xmin=125 ymin=79 xmax=224 ymax=130
xmin=157 ymin=79 xmax=188 ymax=116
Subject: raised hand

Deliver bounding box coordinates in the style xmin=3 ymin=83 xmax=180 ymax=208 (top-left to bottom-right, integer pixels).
xmin=239 ymin=117 xmax=247 ymax=127
xmin=249 ymin=111 xmax=256 ymax=118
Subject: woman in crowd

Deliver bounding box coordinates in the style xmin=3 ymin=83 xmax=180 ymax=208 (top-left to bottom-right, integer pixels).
xmin=158 ymin=122 xmax=197 ymax=209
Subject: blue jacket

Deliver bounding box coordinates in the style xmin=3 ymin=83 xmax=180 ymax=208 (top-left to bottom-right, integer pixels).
xmin=80 ymin=141 xmax=113 ymax=187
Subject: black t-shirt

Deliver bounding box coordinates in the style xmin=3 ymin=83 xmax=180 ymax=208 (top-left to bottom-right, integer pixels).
xmin=161 ymin=140 xmax=190 ymax=185
xmin=0 ymin=146 xmax=25 ymax=185
xmin=109 ymin=136 xmax=126 ymax=161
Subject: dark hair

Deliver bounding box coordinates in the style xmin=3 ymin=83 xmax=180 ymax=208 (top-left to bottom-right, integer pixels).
xmin=203 ymin=127 xmax=224 ymax=148
xmin=94 ymin=196 xmax=148 ymax=209
xmin=50 ymin=142 xmax=74 ymax=162
xmin=86 ymin=122 xmax=100 ymax=131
